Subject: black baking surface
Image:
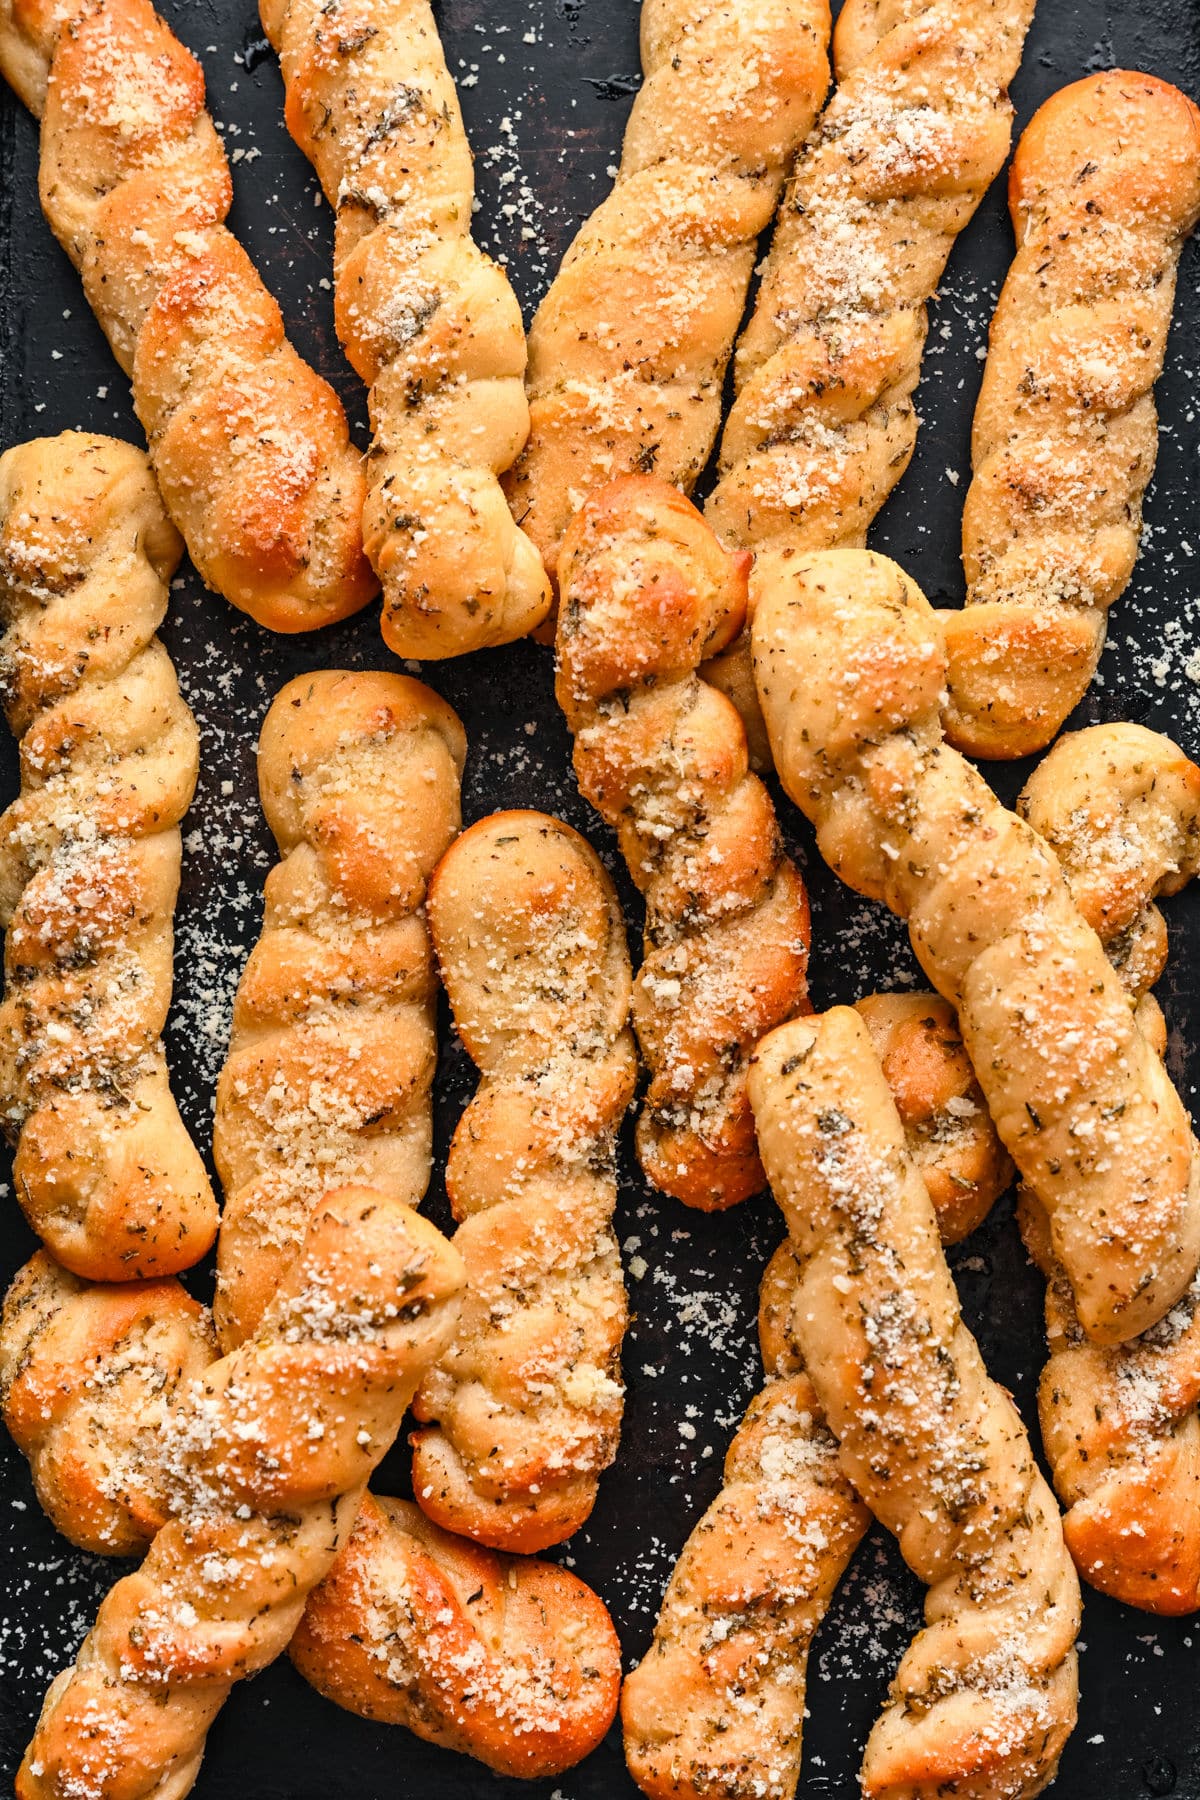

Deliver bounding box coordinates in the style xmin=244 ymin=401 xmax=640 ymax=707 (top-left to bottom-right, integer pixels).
xmin=2 ymin=1 xmax=1200 ymax=1794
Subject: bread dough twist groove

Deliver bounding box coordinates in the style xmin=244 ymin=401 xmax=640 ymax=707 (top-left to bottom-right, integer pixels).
xmin=0 ymin=434 xmax=217 ymax=1280
xmin=260 ymin=0 xmax=551 ymax=657
xmin=0 ymin=0 xmax=375 ymax=631
xmin=557 ymin=476 xmax=810 ymax=1210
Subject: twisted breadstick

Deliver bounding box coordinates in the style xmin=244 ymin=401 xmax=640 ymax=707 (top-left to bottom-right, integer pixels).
xmin=0 ymin=0 xmax=374 ymax=631
xmin=0 ymin=1252 xmax=215 ymax=1555
xmin=944 ymin=73 xmax=1200 ymax=757
xmin=414 ymin=811 xmax=636 ymax=1551
xmin=750 ymin=1008 xmax=1080 ymax=1800
xmin=214 ymin=669 xmax=464 ymax=1349
xmin=260 ymin=0 xmax=550 ymax=658
xmin=16 ymin=1186 xmax=463 ymax=1800
xmin=556 ymin=477 xmax=810 ymax=1209
xmin=505 ymin=0 xmax=832 ymax=590
xmin=623 ymin=990 xmax=1010 ymax=1800
xmin=701 ymin=0 xmax=1036 ymax=754
xmin=752 ymin=548 xmax=1200 ymax=1344
xmin=0 ymin=434 xmax=217 ymax=1280
xmin=291 ymin=1492 xmax=622 ymax=1777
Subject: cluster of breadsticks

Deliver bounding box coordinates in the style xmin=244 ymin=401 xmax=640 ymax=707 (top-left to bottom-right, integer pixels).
xmin=557 ymin=477 xmax=810 ymax=1209
xmin=506 ymin=0 xmax=833 ymax=590
xmin=0 ymin=0 xmax=374 ymax=630
xmin=0 ymin=434 xmax=217 ymax=1280
xmin=261 ymin=0 xmax=551 ymax=658
xmin=945 ymin=73 xmax=1200 ymax=756
xmin=415 ymin=810 xmax=636 ymax=1549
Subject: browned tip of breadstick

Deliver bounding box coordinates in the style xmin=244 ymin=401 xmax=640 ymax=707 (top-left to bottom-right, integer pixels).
xmin=291 ymin=1492 xmax=621 ymax=1777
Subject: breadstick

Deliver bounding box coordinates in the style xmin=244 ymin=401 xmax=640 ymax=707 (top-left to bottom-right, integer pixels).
xmin=624 ymin=999 xmax=1007 ymax=1800
xmin=0 ymin=434 xmax=217 ymax=1280
xmin=556 ymin=477 xmax=810 ymax=1209
xmin=214 ymin=669 xmax=464 ymax=1349
xmin=413 ymin=811 xmax=635 ymax=1552
xmin=944 ymin=73 xmax=1200 ymax=757
xmin=749 ymin=1008 xmax=1080 ymax=1800
xmin=0 ymin=0 xmax=374 ymax=631
xmin=16 ymin=1186 xmax=463 ymax=1800
xmin=701 ymin=0 xmax=1036 ymax=758
xmin=505 ymin=0 xmax=832 ymax=591
xmin=260 ymin=0 xmax=550 ymax=658
xmin=291 ymin=1492 xmax=622 ymax=1777
xmin=752 ymin=547 xmax=1200 ymax=1344
xmin=0 ymin=1252 xmax=215 ymax=1555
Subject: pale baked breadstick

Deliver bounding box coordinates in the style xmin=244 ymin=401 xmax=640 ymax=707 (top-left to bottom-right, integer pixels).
xmin=623 ymin=991 xmax=1010 ymax=1800
xmin=414 ymin=811 xmax=636 ymax=1551
xmin=0 ymin=0 xmax=374 ymax=631
xmin=701 ymin=0 xmax=1036 ymax=757
xmin=16 ymin=1187 xmax=463 ymax=1800
xmin=749 ymin=1008 xmax=1080 ymax=1800
xmin=0 ymin=1252 xmax=215 ymax=1555
xmin=0 ymin=434 xmax=217 ymax=1280
xmin=260 ymin=0 xmax=550 ymax=658
xmin=506 ymin=0 xmax=832 ymax=590
xmin=752 ymin=548 xmax=1200 ymax=1344
xmin=291 ymin=1492 xmax=622 ymax=1777
xmin=944 ymin=73 xmax=1200 ymax=757
xmin=214 ymin=669 xmax=464 ymax=1349
xmin=556 ymin=477 xmax=810 ymax=1209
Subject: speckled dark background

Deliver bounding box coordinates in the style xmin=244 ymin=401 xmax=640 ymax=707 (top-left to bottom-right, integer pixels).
xmin=1 ymin=2 xmax=1199 ymax=1795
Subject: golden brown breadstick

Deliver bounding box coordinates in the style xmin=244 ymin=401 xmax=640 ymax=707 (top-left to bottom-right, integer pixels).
xmin=260 ymin=0 xmax=550 ymax=657
xmin=414 ymin=811 xmax=636 ymax=1551
xmin=557 ymin=477 xmax=810 ymax=1209
xmin=749 ymin=1009 xmax=1080 ymax=1800
xmin=622 ymin=993 xmax=1010 ymax=1800
xmin=0 ymin=0 xmax=374 ymax=631
xmin=506 ymin=0 xmax=832 ymax=591
xmin=752 ymin=548 xmax=1200 ymax=1344
xmin=16 ymin=1187 xmax=463 ymax=1800
xmin=291 ymin=1492 xmax=622 ymax=1777
xmin=944 ymin=73 xmax=1200 ymax=757
xmin=0 ymin=434 xmax=217 ymax=1280
xmin=701 ymin=0 xmax=1036 ymax=757
xmin=0 ymin=1252 xmax=215 ymax=1556
xmin=214 ymin=669 xmax=464 ymax=1349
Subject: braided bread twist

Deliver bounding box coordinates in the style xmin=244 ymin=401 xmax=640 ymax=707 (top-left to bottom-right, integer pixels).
xmin=0 ymin=1251 xmax=215 ymax=1555
xmin=16 ymin=1186 xmax=464 ymax=1800
xmin=414 ymin=811 xmax=636 ymax=1552
xmin=214 ymin=668 xmax=464 ymax=1349
xmin=944 ymin=73 xmax=1200 ymax=757
xmin=290 ymin=1491 xmax=622 ymax=1777
xmin=749 ymin=1008 xmax=1080 ymax=1800
xmin=0 ymin=434 xmax=217 ymax=1280
xmin=752 ymin=548 xmax=1200 ymax=1344
xmin=505 ymin=0 xmax=832 ymax=591
xmin=0 ymin=0 xmax=374 ymax=631
xmin=556 ymin=477 xmax=810 ymax=1210
xmin=701 ymin=0 xmax=1036 ymax=757
xmin=260 ymin=0 xmax=550 ymax=658
xmin=623 ymin=991 xmax=1008 ymax=1800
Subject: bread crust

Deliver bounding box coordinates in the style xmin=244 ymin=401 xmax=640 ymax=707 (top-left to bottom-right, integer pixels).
xmin=415 ymin=811 xmax=636 ymax=1550
xmin=0 ymin=0 xmax=375 ymax=630
xmin=944 ymin=72 xmax=1200 ymax=757
xmin=0 ymin=433 xmax=217 ymax=1279
xmin=214 ymin=669 xmax=465 ymax=1349
xmin=505 ymin=0 xmax=832 ymax=592
xmin=749 ymin=1009 xmax=1080 ymax=1800
xmin=752 ymin=548 xmax=1200 ymax=1345
xmin=557 ymin=477 xmax=810 ymax=1209
xmin=260 ymin=0 xmax=551 ymax=657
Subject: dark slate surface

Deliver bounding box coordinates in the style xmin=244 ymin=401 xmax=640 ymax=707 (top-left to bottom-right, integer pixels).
xmin=1 ymin=1 xmax=1199 ymax=1795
